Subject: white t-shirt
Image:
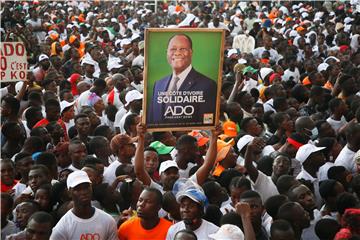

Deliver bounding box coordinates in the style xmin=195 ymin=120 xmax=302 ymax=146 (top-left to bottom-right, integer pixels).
xmin=253 ymin=171 xmax=279 ymax=203
xmin=166 ymin=219 xmax=219 ymax=240
xmin=178 ymin=162 xmax=196 ymax=179
xmin=282 ymin=68 xmax=300 ymax=83
xmin=326 ymin=116 xmax=347 ymax=132
xmin=76 ymin=90 xmax=92 ymax=110
xmin=51 ymin=207 xmax=118 ymax=240
xmin=114 ymin=106 xmax=127 ymax=131
xmin=103 ymin=160 xmax=121 ymax=184
xmin=334 ymin=145 xmax=356 ymax=173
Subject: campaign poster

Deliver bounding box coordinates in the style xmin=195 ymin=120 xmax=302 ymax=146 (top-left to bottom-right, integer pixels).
xmin=143 ymin=28 xmax=224 ymax=132
xmin=0 ymin=42 xmax=28 ymax=82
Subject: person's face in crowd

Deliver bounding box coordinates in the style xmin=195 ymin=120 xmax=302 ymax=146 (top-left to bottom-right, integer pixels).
xmin=28 ymin=110 xmax=43 ymax=128
xmin=58 ymin=169 xmax=72 ymax=182
xmin=63 ymin=106 xmax=75 ymax=120
xmin=273 ymin=155 xmax=291 ymax=177
xmin=28 ymin=169 xmax=49 ymax=192
xmin=240 ymin=197 xmax=264 ymax=226
xmin=70 ymin=182 xmax=92 ymax=205
xmin=223 ymin=148 xmax=238 ymax=168
xmin=34 ymin=188 xmax=51 ymax=211
xmin=167 ymin=35 xmax=193 ymax=75
xmin=83 ymin=63 xmax=95 ymax=76
xmin=50 ymin=123 xmax=65 ymax=139
xmin=16 ymin=157 xmax=33 ymax=179
xmin=35 ymin=128 xmax=51 ymax=145
xmin=40 ymin=60 xmax=51 ymax=71
xmin=119 ymin=141 xmax=136 ymax=159
xmin=56 ymin=150 xmax=72 ymax=168
xmin=318 ymin=121 xmax=335 ymax=138
xmin=161 ymin=132 xmax=177 ymax=146
xmin=308 ymin=151 xmax=326 ymax=169
xmin=330 ymin=64 xmax=341 ymax=77
xmin=16 ymin=202 xmax=36 ymax=229
xmin=89 ymin=110 xmax=101 ymax=127
xmin=280 ymin=114 xmax=294 ymax=132
xmin=136 ymin=189 xmax=161 ymax=219
xmin=75 ymin=116 xmax=91 ymax=136
xmin=263 ymin=36 xmax=272 ymax=49
xmin=82 ymin=167 xmax=101 ymax=185
xmin=46 ymin=105 xmax=60 ymax=122
xmin=247 ymin=118 xmax=263 ymax=136
xmin=291 ymin=185 xmax=316 ymax=212
xmin=69 ymin=143 xmax=87 ymax=163
xmin=293 ymin=202 xmax=311 ymax=229
xmin=313 ymin=73 xmax=325 ymax=86
xmin=25 ymin=218 xmax=53 ymax=240
xmin=179 ymin=141 xmax=200 ymax=163
xmin=174 ymin=231 xmax=197 ymax=240
xmin=271 ymin=228 xmax=296 ymax=240
xmin=161 ymin=167 xmax=179 ymax=190
xmin=93 ymin=99 xmax=105 ymax=114
xmin=230 ymin=185 xmax=249 ymax=206
xmin=0 ymin=161 xmax=15 ymax=186
xmin=130 ymin=99 xmax=143 ymax=113
xmin=251 ymin=105 xmax=264 ymax=120
xmin=240 ymin=92 xmax=255 ymax=109
xmin=180 ymin=197 xmax=202 ymax=222
xmin=144 ymin=150 xmax=159 ymax=175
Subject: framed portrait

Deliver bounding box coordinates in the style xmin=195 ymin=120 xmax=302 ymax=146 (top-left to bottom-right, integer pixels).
xmin=143 ymin=28 xmax=225 ymax=132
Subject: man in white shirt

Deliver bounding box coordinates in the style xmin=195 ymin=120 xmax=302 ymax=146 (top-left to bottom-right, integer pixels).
xmin=166 ymin=188 xmax=219 ymax=240
xmin=334 ymin=122 xmax=360 ymax=173
xmin=252 ymin=35 xmax=280 ymax=62
xmin=51 ymin=171 xmax=118 ymax=240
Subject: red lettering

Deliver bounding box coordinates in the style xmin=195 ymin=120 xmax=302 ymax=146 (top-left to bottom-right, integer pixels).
xmin=0 ymin=71 xmax=5 ymax=80
xmin=79 ymin=233 xmax=100 ymax=240
xmin=0 ymin=55 xmax=6 ymax=71
xmin=19 ymin=71 xmax=26 ymax=79
xmin=15 ymin=43 xmax=25 ymax=56
xmin=3 ymin=43 xmax=14 ymax=56
xmin=10 ymin=71 xmax=17 ymax=79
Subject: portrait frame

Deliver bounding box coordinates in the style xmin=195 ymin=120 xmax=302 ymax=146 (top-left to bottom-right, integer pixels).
xmin=142 ymin=28 xmax=225 ymax=132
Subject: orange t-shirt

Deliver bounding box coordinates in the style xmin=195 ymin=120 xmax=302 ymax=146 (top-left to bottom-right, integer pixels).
xmin=118 ymin=217 xmax=172 ymax=240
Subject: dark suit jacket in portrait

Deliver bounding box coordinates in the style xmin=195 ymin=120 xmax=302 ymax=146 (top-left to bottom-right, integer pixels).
xmin=148 ymin=68 xmax=217 ymax=127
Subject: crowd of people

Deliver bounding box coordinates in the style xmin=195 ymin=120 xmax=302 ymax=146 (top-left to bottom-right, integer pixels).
xmin=2 ymin=0 xmax=360 ymax=239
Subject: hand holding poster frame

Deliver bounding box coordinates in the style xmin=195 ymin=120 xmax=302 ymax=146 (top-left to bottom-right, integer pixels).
xmin=143 ymin=28 xmax=225 ymax=132
xmin=0 ymin=42 xmax=28 ymax=82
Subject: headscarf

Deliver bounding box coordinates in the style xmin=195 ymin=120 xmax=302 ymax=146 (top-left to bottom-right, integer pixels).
xmin=69 ymin=73 xmax=81 ymax=96
xmin=87 ymin=92 xmax=101 ymax=107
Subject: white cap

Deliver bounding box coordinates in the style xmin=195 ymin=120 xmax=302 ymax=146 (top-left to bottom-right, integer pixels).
xmin=120 ymin=39 xmax=131 ymax=48
xmin=227 ymin=49 xmax=238 ymax=58
xmin=238 ymin=58 xmax=247 ymax=64
xmin=15 ymin=81 xmax=24 ymax=94
xmin=344 ymin=17 xmax=354 ymax=24
xmin=289 ymin=30 xmax=298 ymax=38
xmin=236 ymin=135 xmax=254 ymax=152
xmin=111 ymin=18 xmax=118 ymax=23
xmin=259 ymin=68 xmax=274 ymax=80
xmin=159 ymin=160 xmax=179 ymax=175
xmin=108 ymin=59 xmax=123 ymax=71
xmin=292 ymin=5 xmax=299 ymax=10
xmin=209 ymin=224 xmax=244 ymax=240
xmin=60 ymin=100 xmax=75 ymax=114
xmin=38 ymin=54 xmax=49 ymax=62
xmin=324 ymin=56 xmax=340 ymax=63
xmin=295 ymin=143 xmax=325 ymax=164
xmin=125 ymin=90 xmax=143 ymax=106
xmin=131 ymin=33 xmax=140 ymax=41
xmin=314 ymin=12 xmax=324 ymax=19
xmin=317 ymin=63 xmax=329 ymax=72
xmin=81 ymin=54 xmax=97 ymax=66
xmin=67 ymin=170 xmax=91 ymax=189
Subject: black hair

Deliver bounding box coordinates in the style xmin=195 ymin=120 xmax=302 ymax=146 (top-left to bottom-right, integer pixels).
xmin=202 ymin=181 xmax=221 ymax=200
xmin=93 ymin=125 xmax=111 ymax=137
xmin=319 ymin=179 xmax=338 ymax=199
xmin=35 ymin=152 xmax=57 ymax=167
xmin=105 ymin=104 xmax=118 ymax=122
xmin=265 ymin=195 xmax=289 ymax=219
xmin=28 ymin=91 xmax=42 ymax=103
xmin=74 ymin=113 xmax=89 ymax=123
xmin=44 ymin=98 xmax=60 ymax=110
xmin=176 ymin=135 xmax=197 ymax=149
xmin=336 ymin=192 xmax=360 ymax=215
xmin=89 ymin=136 xmax=108 ymax=154
xmin=240 ymin=117 xmax=256 ymax=131
xmin=272 ymin=112 xmax=288 ymax=130
xmin=273 ymin=97 xmax=287 ymax=112
xmin=270 ymin=219 xmax=294 ymax=237
xmin=30 ymin=127 xmax=47 ymax=137
xmin=257 ymin=156 xmax=274 ymax=176
xmin=277 ymin=202 xmax=299 ymax=223
xmin=240 ymin=190 xmax=261 ymax=201
xmin=290 ymin=84 xmax=309 ymax=103
xmin=59 ymin=89 xmax=72 ymax=101
xmin=328 ymin=98 xmax=343 ymax=113
xmin=25 ymin=106 xmax=42 ymax=121
xmin=1 ymin=121 xmax=21 ymax=137
xmin=316 ymin=137 xmax=336 ymax=160
xmin=314 ymin=218 xmax=341 ymax=240
xmin=115 ymin=164 xmax=134 ymax=177
xmin=218 ymin=169 xmax=243 ymax=193
xmin=327 ymin=166 xmax=346 ymax=180
xmin=124 ymin=113 xmax=139 ymax=135
xmin=28 ymin=211 xmax=54 ymax=228
xmin=82 ymin=156 xmax=103 ymax=166
xmin=229 ymin=176 xmax=251 ymax=192
xmin=2 ymin=95 xmax=20 ymax=116
xmin=29 ymin=164 xmax=50 ymax=176
xmin=168 ymin=34 xmax=193 ymax=49
xmin=93 ymin=78 xmax=106 ymax=88
xmin=18 ymin=200 xmax=40 ymax=212
xmin=351 ymin=175 xmax=360 ymax=196
xmin=14 ymin=152 xmax=32 ymax=163
xmin=276 ymin=175 xmax=297 ymax=194
xmin=203 ymin=204 xmax=222 ymax=226
xmin=174 ymin=229 xmax=197 ymax=240
xmin=220 ymin=212 xmax=243 ymax=230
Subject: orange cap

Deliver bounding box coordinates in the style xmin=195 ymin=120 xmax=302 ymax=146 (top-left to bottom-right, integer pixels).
xmin=302 ymin=76 xmax=311 ymax=86
xmin=188 ymin=130 xmax=209 ymax=147
xmin=223 ymin=121 xmax=237 ymax=137
xmin=69 ymin=35 xmax=77 ymax=44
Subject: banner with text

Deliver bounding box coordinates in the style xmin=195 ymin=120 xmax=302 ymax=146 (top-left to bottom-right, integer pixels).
xmin=0 ymin=42 xmax=28 ymax=82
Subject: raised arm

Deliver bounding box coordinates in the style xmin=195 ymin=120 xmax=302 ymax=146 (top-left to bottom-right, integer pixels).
xmin=236 ymin=202 xmax=256 ymax=240
xmin=244 ymin=137 xmax=265 ymax=183
xmin=227 ymin=70 xmax=244 ymax=103
xmin=195 ymin=124 xmax=222 ymax=185
xmin=133 ymin=123 xmax=151 ymax=186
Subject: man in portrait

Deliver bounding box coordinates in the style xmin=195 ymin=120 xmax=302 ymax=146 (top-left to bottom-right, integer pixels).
xmin=148 ymin=34 xmax=217 ymax=126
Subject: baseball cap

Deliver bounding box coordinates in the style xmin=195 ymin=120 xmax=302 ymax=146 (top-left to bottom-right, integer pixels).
xmin=236 ymin=135 xmax=254 ymax=152
xmin=295 ymin=143 xmax=325 ymax=164
xmin=38 ymin=54 xmax=49 ymax=62
xmin=209 ymin=224 xmax=244 ymax=240
xmin=223 ymin=121 xmax=237 ymax=137
xmin=317 ymin=63 xmax=329 ymax=73
xmin=242 ymin=66 xmax=258 ymax=75
xmin=176 ymin=188 xmax=208 ymax=207
xmin=188 ymin=131 xmax=209 ymax=147
xmin=67 ymin=170 xmax=91 ymax=189
xmin=110 ymin=134 xmax=136 ymax=152
xmin=149 ymin=141 xmax=174 ymax=155
xmin=159 ymin=160 xmax=179 ymax=175
xmin=125 ymin=90 xmax=143 ymax=106
xmin=227 ymin=49 xmax=238 ymax=58
xmin=60 ymin=100 xmax=75 ymax=114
